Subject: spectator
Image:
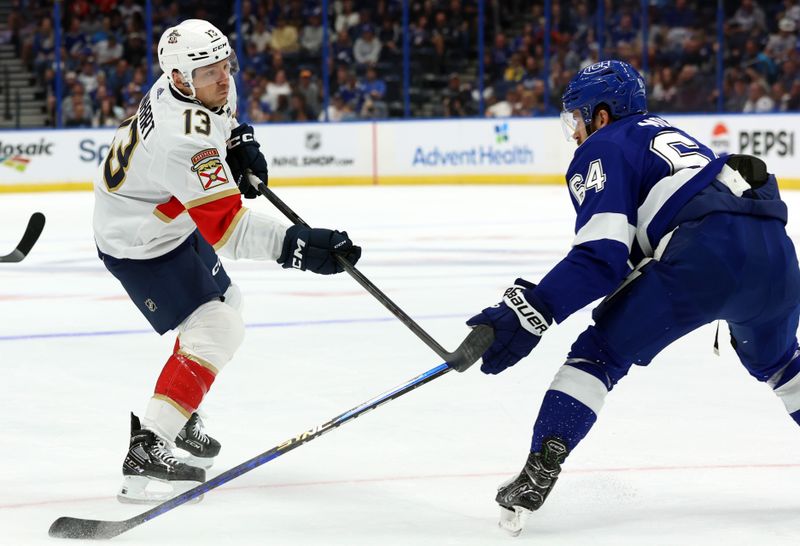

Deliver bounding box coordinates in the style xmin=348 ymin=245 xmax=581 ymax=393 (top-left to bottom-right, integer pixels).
xmin=409 ymin=15 xmax=430 ymax=48
xmin=491 ymin=33 xmax=510 ymax=73
xmin=786 ymin=78 xmax=800 ymax=109
xmin=673 ymin=64 xmax=711 ymax=112
xmin=765 ymin=17 xmax=798 ymax=65
xmin=296 ymin=69 xmax=321 ymax=117
xmin=743 ymin=81 xmax=776 ymax=112
xmin=725 ymin=77 xmax=749 ymax=112
xmin=377 ymin=16 xmax=400 ymax=59
xmin=651 ymin=66 xmax=678 ymax=111
xmin=93 ymin=96 xmax=125 ymax=127
xmin=108 ymin=59 xmax=133 ymax=99
xmin=271 ymin=93 xmax=291 ymax=122
xmin=262 ymin=69 xmax=291 ymax=111
xmin=442 ymin=72 xmax=474 ymax=117
xmin=77 ymin=61 xmax=99 ymax=96
xmin=242 ymin=42 xmax=268 ymax=75
xmin=741 ymin=38 xmax=777 ymax=83
xmin=319 ymin=93 xmax=347 ymax=122
xmin=360 ymin=93 xmax=388 ymax=119
xmin=610 ymin=13 xmax=638 ymax=46
xmin=335 ymin=0 xmax=360 ymax=36
xmin=332 ymin=30 xmax=355 ymax=65
xmin=353 ymin=25 xmax=382 ymax=66
xmin=64 ymin=18 xmax=87 ymax=57
xmin=729 ymin=0 xmax=768 ymax=35
xmin=95 ymin=33 xmax=123 ymax=67
xmin=245 ymin=95 xmax=271 ymax=123
xmin=289 ymin=92 xmax=315 ymax=121
xmin=250 ymin=20 xmax=272 ymax=54
xmin=358 ymin=65 xmax=387 ymax=117
xmin=300 ymin=8 xmax=323 ymax=55
xmin=338 ymin=69 xmax=363 ymax=110
xmin=31 ymin=17 xmax=55 ymax=75
xmin=270 ymin=18 xmax=299 ymax=54
xmin=62 ymin=84 xmax=94 ymax=125
xmin=772 ymin=81 xmax=791 ymax=111
xmin=486 ymin=93 xmax=512 ymax=118
xmin=118 ymin=0 xmax=143 ymax=21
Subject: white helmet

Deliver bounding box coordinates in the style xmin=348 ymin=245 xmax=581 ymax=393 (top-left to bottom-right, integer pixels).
xmin=158 ymin=19 xmax=235 ymax=98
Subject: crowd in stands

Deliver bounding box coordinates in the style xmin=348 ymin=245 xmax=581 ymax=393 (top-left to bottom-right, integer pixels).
xmin=5 ymin=0 xmax=800 ymax=128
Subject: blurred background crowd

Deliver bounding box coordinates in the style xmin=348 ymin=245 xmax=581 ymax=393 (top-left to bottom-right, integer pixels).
xmin=1 ymin=0 xmax=799 ymax=128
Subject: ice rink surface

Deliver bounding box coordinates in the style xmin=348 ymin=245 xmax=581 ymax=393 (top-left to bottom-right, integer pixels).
xmin=1 ymin=185 xmax=799 ymax=545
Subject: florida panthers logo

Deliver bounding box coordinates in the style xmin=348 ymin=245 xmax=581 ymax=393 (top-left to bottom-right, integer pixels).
xmin=190 ymin=148 xmax=229 ymax=190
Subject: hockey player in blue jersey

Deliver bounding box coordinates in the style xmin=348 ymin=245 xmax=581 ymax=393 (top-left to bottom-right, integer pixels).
xmin=465 ymin=60 xmax=800 ymax=535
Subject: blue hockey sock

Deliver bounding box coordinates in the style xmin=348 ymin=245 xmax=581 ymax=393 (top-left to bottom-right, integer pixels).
xmin=531 ymin=390 xmax=598 ymax=453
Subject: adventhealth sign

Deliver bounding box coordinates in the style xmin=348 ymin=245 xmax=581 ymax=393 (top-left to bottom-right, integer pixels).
xmin=412 ymin=145 xmax=534 ymax=167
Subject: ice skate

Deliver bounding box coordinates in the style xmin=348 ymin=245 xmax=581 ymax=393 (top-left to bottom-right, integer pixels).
xmin=118 ymin=413 xmax=205 ymax=504
xmin=174 ymin=412 xmax=221 ymax=469
xmin=495 ymin=437 xmax=568 ymax=536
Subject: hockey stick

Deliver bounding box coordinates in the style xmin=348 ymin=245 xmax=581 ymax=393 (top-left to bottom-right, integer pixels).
xmin=48 ymin=329 xmax=493 ymax=540
xmin=254 ymin=179 xmax=483 ymax=372
xmin=0 ymin=212 xmax=45 ymax=263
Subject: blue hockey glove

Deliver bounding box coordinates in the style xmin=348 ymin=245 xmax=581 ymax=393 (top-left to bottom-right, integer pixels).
xmin=466 ymin=278 xmax=553 ymax=375
xmin=278 ymin=225 xmax=362 ymax=275
xmin=226 ymin=124 xmax=268 ymax=199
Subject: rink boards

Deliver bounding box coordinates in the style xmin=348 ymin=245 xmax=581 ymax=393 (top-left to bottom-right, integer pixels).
xmin=0 ymin=113 xmax=798 ymax=192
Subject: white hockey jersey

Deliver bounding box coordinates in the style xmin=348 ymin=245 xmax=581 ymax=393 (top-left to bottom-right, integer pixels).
xmin=93 ymin=74 xmax=286 ymax=261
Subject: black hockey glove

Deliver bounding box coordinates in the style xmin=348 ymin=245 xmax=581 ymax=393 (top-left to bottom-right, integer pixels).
xmin=226 ymin=123 xmax=268 ymax=199
xmin=466 ymin=278 xmax=552 ymax=374
xmin=278 ymin=225 xmax=362 ymax=275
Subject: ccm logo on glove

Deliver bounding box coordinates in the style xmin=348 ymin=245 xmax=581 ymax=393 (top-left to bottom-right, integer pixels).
xmin=503 ymin=285 xmax=550 ymax=336
xmin=292 ymin=239 xmax=306 ymax=269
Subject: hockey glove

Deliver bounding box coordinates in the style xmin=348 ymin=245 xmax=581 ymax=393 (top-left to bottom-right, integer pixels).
xmin=278 ymin=225 xmax=362 ymax=275
xmin=226 ymin=124 xmax=268 ymax=199
xmin=466 ymin=278 xmax=552 ymax=375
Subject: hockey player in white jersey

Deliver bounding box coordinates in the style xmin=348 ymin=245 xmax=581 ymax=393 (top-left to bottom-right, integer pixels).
xmin=93 ymin=19 xmax=361 ymax=503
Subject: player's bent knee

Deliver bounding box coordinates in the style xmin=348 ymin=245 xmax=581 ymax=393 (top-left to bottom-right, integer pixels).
xmin=223 ymin=283 xmax=244 ymax=314
xmin=178 ymin=299 xmax=245 ymax=370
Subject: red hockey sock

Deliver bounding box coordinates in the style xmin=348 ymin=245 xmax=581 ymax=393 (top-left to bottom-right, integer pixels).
xmin=153 ymin=353 xmax=216 ymax=416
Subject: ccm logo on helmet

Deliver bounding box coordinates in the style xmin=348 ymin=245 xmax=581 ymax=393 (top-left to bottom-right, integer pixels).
xmin=503 ymin=286 xmax=549 ymax=336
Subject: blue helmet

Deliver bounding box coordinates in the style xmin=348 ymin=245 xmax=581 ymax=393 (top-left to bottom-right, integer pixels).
xmin=561 ymin=60 xmax=647 ymax=128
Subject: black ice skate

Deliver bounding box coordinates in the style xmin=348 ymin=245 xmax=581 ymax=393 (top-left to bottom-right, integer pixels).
xmin=496 ymin=437 xmax=569 ymax=536
xmin=174 ymin=412 xmax=221 ymax=469
xmin=118 ymin=413 xmax=205 ymax=504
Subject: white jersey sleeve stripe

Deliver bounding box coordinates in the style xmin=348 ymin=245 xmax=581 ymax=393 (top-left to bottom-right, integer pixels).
xmin=572 ymin=212 xmax=636 ymax=250
xmin=636 ymin=167 xmax=699 ymax=256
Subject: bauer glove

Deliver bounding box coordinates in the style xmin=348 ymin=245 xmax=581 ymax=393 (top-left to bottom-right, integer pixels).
xmin=466 ymin=278 xmax=553 ymax=374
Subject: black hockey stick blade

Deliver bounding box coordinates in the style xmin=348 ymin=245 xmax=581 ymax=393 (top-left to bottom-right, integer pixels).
xmin=252 ymin=179 xmax=493 ymax=371
xmin=49 ymin=355 xmax=488 ymax=540
xmin=49 ymin=518 xmax=131 ymax=541
xmin=445 ymin=324 xmax=494 ymax=372
xmin=1 ymin=212 xmax=45 ymax=263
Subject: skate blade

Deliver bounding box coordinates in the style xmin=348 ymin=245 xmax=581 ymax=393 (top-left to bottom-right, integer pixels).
xmin=498 ymin=506 xmax=530 ymax=537
xmin=117 ymin=475 xmax=204 ymax=505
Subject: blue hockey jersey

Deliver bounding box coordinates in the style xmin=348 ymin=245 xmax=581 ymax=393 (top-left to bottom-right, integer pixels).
xmin=533 ymin=113 xmax=786 ymax=323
